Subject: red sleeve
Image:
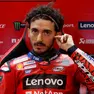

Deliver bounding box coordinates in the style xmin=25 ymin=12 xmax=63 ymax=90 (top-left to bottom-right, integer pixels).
xmin=71 ymin=48 xmax=94 ymax=91
xmin=0 ymin=60 xmax=16 ymax=94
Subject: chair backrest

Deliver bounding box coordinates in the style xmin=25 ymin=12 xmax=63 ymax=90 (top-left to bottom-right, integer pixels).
xmin=0 ymin=27 xmax=31 ymax=67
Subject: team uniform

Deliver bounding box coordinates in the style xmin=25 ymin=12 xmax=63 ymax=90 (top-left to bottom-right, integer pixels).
xmin=0 ymin=47 xmax=94 ymax=94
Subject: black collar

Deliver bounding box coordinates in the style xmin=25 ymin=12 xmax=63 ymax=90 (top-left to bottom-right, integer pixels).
xmin=27 ymin=48 xmax=60 ymax=62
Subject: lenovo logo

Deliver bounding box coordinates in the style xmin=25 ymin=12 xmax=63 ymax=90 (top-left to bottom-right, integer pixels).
xmin=78 ymin=21 xmax=94 ymax=29
xmin=23 ymin=74 xmax=66 ymax=89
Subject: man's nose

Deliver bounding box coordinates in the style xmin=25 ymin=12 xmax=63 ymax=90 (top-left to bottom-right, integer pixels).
xmin=37 ymin=33 xmax=43 ymax=42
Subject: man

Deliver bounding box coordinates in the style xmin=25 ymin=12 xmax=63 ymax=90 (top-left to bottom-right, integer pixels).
xmin=0 ymin=3 xmax=94 ymax=94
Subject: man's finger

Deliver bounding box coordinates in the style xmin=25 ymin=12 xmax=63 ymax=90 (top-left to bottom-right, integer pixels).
xmin=54 ymin=35 xmax=63 ymax=43
xmin=54 ymin=35 xmax=62 ymax=39
xmin=55 ymin=35 xmax=67 ymax=43
xmin=63 ymin=34 xmax=68 ymax=43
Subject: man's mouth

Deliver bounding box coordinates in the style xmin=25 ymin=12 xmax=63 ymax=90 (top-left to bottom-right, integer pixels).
xmin=35 ymin=45 xmax=45 ymax=49
xmin=34 ymin=42 xmax=45 ymax=47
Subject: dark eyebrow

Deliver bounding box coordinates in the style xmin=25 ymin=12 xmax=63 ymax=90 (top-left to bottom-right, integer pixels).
xmin=31 ymin=28 xmax=38 ymax=31
xmin=43 ymin=29 xmax=52 ymax=33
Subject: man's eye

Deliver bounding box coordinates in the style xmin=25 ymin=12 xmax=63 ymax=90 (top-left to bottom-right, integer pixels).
xmin=31 ymin=28 xmax=38 ymax=33
xmin=44 ymin=30 xmax=51 ymax=35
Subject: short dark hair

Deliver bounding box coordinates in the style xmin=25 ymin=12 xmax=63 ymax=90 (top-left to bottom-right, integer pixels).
xmin=25 ymin=3 xmax=64 ymax=32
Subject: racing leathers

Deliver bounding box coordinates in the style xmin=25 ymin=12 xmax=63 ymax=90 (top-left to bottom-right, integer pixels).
xmin=0 ymin=46 xmax=94 ymax=94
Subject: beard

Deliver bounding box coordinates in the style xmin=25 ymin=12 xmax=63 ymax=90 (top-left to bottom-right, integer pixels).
xmin=33 ymin=39 xmax=55 ymax=55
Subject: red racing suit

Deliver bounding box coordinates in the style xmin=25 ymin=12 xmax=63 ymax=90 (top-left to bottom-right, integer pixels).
xmin=0 ymin=47 xmax=94 ymax=94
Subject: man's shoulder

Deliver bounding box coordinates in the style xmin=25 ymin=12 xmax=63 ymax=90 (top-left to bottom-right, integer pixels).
xmin=12 ymin=54 xmax=29 ymax=65
xmin=0 ymin=54 xmax=29 ymax=72
xmin=58 ymin=53 xmax=74 ymax=66
xmin=59 ymin=53 xmax=74 ymax=61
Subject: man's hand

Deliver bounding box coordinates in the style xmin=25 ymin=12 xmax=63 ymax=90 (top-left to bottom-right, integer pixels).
xmin=54 ymin=34 xmax=75 ymax=51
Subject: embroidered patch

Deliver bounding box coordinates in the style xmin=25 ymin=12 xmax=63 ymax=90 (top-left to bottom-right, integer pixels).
xmin=62 ymin=59 xmax=70 ymax=66
xmin=16 ymin=63 xmax=23 ymax=70
xmin=0 ymin=62 xmax=10 ymax=72
xmin=24 ymin=64 xmax=37 ymax=70
xmin=25 ymin=69 xmax=32 ymax=74
xmin=53 ymin=66 xmax=64 ymax=72
xmin=13 ymin=55 xmax=29 ymax=64
xmin=23 ymin=60 xmax=36 ymax=66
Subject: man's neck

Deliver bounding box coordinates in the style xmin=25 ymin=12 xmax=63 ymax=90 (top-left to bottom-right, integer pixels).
xmin=31 ymin=48 xmax=59 ymax=61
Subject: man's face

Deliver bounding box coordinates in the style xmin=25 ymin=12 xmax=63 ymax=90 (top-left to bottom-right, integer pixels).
xmin=28 ymin=19 xmax=56 ymax=54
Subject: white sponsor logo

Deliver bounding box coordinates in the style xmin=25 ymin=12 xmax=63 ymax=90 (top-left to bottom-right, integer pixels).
xmin=25 ymin=70 xmax=32 ymax=74
xmin=24 ymin=64 xmax=36 ymax=70
xmin=1 ymin=66 xmax=9 ymax=71
xmin=79 ymin=38 xmax=94 ymax=44
xmin=26 ymin=90 xmax=63 ymax=94
xmin=80 ymin=23 xmax=94 ymax=28
xmin=0 ymin=24 xmax=6 ymax=28
xmin=0 ymin=62 xmax=9 ymax=71
xmin=63 ymin=24 xmax=74 ymax=28
xmin=53 ymin=66 xmax=64 ymax=72
xmin=13 ymin=55 xmax=28 ymax=64
xmin=23 ymin=60 xmax=36 ymax=66
xmin=26 ymin=91 xmax=32 ymax=94
xmin=76 ymin=49 xmax=94 ymax=66
xmin=26 ymin=78 xmax=63 ymax=86
xmin=11 ymin=38 xmax=19 ymax=43
xmin=75 ymin=60 xmax=94 ymax=82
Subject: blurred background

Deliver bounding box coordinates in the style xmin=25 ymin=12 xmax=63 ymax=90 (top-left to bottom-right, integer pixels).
xmin=0 ymin=0 xmax=94 ymax=93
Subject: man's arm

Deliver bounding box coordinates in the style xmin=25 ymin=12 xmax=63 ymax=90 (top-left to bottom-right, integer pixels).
xmin=69 ymin=46 xmax=94 ymax=90
xmin=55 ymin=34 xmax=94 ymax=91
